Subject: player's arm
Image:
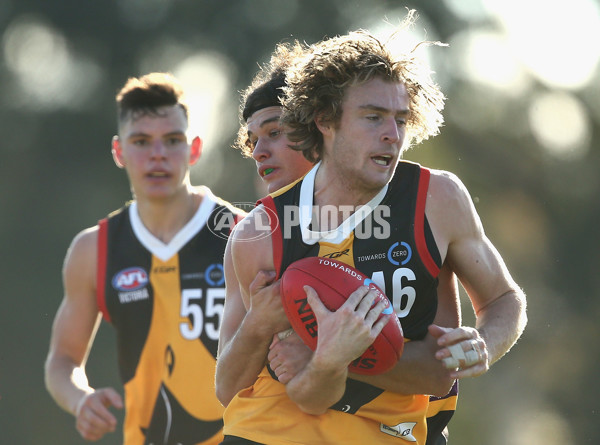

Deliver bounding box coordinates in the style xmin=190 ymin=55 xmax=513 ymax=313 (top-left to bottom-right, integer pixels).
xmin=215 ymin=209 xmax=291 ymax=407
xmin=269 ymin=265 xmax=461 ymax=396
xmin=346 ymin=264 xmax=460 ymax=396
xmin=432 ymin=264 xmax=461 ymax=328
xmin=283 ymin=285 xmax=391 ymax=414
xmin=44 ymin=227 xmax=123 ymax=441
xmin=428 ymin=170 xmax=527 ymax=378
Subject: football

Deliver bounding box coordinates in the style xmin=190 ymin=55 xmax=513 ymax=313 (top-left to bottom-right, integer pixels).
xmin=280 ymin=256 xmax=404 ymax=375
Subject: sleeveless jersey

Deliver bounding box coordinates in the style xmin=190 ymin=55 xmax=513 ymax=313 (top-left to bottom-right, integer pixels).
xmin=223 ymin=161 xmax=456 ymax=444
xmin=97 ymin=188 xmax=244 ymax=445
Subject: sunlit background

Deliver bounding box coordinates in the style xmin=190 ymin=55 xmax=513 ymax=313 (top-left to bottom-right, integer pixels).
xmin=1 ymin=0 xmax=598 ymax=443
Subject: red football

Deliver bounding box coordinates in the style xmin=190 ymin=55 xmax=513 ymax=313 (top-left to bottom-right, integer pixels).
xmin=280 ymin=256 xmax=404 ymax=375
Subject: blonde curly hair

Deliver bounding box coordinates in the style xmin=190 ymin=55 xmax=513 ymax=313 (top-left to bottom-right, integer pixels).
xmin=281 ymin=11 xmax=446 ymax=160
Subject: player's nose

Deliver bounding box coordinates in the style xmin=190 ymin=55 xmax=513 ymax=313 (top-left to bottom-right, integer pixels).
xmin=381 ymin=117 xmax=400 ymax=144
xmin=252 ymin=138 xmax=271 ymax=162
xmin=150 ymin=140 xmax=168 ymax=158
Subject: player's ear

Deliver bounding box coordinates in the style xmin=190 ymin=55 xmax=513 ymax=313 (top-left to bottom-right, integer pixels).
xmin=189 ymin=136 xmax=202 ymax=166
xmin=315 ymin=115 xmax=332 ymax=136
xmin=111 ymin=135 xmax=125 ymax=168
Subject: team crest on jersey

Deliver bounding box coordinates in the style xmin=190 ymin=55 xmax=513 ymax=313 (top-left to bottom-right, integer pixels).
xmin=112 ymin=267 xmax=149 ymax=291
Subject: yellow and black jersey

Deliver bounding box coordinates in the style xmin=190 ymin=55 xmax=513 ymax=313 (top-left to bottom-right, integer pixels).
xmin=427 ymin=381 xmax=458 ymax=444
xmin=97 ymin=187 xmax=244 ymax=445
xmin=265 ymin=161 xmax=441 ymax=341
xmin=224 ymin=161 xmax=456 ymax=444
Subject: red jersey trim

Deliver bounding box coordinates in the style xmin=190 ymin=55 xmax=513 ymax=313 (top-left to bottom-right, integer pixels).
xmin=415 ymin=168 xmax=440 ymax=278
xmin=96 ymin=218 xmax=110 ymax=322
xmin=257 ymin=196 xmax=283 ymax=278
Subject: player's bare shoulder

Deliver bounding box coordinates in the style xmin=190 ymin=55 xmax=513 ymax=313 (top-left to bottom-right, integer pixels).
xmin=230 ymin=203 xmax=274 ymax=244
xmin=63 ymin=225 xmax=99 ymax=292
xmin=68 ymin=226 xmax=99 ymax=258
xmin=427 ymin=169 xmax=471 ymax=208
xmin=426 ymin=169 xmax=483 ymax=247
xmin=230 ymin=204 xmax=276 ymax=275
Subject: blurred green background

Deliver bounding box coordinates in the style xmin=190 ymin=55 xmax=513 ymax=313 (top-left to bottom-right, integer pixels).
xmin=1 ymin=0 xmax=599 ymax=443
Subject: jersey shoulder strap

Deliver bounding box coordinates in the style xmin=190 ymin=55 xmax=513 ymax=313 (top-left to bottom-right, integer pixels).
xmin=414 ymin=166 xmax=440 ymax=277
xmin=256 ymin=195 xmax=283 ymax=278
xmin=96 ymin=217 xmax=110 ymax=322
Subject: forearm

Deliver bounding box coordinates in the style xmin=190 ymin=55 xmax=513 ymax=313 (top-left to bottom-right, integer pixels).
xmin=285 ymin=353 xmax=348 ymax=415
xmin=215 ymin=313 xmax=274 ymax=406
xmin=349 ymin=337 xmax=455 ymax=396
xmin=476 ymin=288 xmax=527 ymax=365
xmin=45 ymin=356 xmax=92 ymax=415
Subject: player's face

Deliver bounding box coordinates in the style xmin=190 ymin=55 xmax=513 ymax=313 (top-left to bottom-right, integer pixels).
xmin=112 ymin=105 xmax=200 ymax=201
xmin=321 ymin=78 xmax=409 ymax=193
xmin=248 ymin=106 xmax=314 ymax=193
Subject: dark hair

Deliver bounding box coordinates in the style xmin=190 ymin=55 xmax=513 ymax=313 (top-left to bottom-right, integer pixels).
xmin=242 ymin=73 xmax=286 ymax=122
xmin=234 ymin=41 xmax=317 ymax=161
xmin=116 ymin=72 xmax=189 ymax=126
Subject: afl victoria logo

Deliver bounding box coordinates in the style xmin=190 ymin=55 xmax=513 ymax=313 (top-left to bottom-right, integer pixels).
xmin=112 ymin=267 xmax=149 ymax=291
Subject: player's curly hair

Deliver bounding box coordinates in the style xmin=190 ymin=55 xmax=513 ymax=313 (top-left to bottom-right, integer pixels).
xmin=116 ymin=72 xmax=188 ymax=127
xmin=234 ymin=41 xmax=314 ymax=159
xmin=281 ymin=11 xmax=446 ymax=160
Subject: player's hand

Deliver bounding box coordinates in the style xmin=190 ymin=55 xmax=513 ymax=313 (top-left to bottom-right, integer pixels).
xmin=429 ymin=324 xmax=489 ymax=378
xmin=75 ymin=387 xmax=123 ymax=441
xmin=268 ymin=330 xmax=313 ymax=384
xmin=306 ymin=284 xmax=390 ymax=371
xmin=247 ymin=270 xmax=291 ymax=335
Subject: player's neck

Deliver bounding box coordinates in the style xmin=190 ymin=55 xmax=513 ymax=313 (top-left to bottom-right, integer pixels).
xmin=313 ymin=164 xmax=380 ymax=209
xmin=135 ymin=185 xmax=203 ymax=244
xmin=312 ymin=168 xmax=381 ymax=232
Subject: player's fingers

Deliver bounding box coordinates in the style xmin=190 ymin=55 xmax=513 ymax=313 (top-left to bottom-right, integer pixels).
xmin=442 ymin=340 xmax=484 ymax=369
xmin=278 ymin=371 xmax=292 ymax=385
xmin=95 ymin=389 xmax=122 ymax=417
xmin=344 ymin=285 xmax=370 ymax=311
xmin=356 ymin=288 xmax=380 ymax=317
xmin=371 ymin=312 xmax=391 ymax=336
xmin=268 ymin=338 xmax=287 ymax=363
xmin=304 ymin=285 xmax=328 ymax=317
xmin=76 ymin=407 xmax=113 ymax=440
xmin=277 ymin=328 xmax=294 ymax=341
xmin=77 ymin=421 xmax=105 ymax=442
xmin=436 ymin=326 xmax=477 ymax=348
xmin=269 ymin=328 xmax=295 ymax=353
xmin=428 ymin=324 xmax=452 ymax=339
xmin=268 ymin=355 xmax=281 ymax=369
xmin=275 ymin=367 xmax=292 ymax=384
xmin=249 ymin=269 xmax=277 ymax=294
xmin=442 ymin=343 xmax=465 ymax=369
xmin=99 ymin=387 xmax=124 ymax=410
xmin=79 ymin=390 xmax=118 ymax=430
xmin=363 ymin=296 xmax=386 ymax=324
xmin=93 ymin=406 xmax=118 ymax=431
xmin=269 ymin=333 xmax=280 ymax=349
xmin=451 ymin=360 xmax=488 ymax=379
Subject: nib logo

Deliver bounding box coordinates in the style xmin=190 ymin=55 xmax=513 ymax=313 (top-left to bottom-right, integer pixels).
xmin=380 ymin=422 xmax=417 ymax=442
